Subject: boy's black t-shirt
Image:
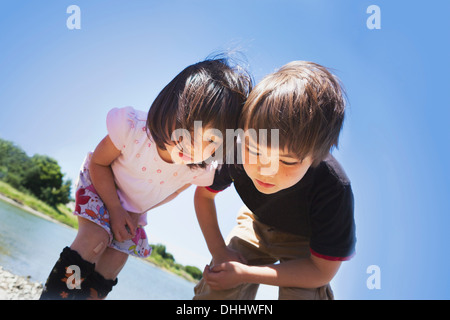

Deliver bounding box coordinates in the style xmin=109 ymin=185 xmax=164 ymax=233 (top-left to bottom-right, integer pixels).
xmin=207 ymin=154 xmax=356 ymax=261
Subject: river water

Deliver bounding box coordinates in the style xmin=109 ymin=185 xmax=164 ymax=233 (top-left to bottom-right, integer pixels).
xmin=0 ymin=198 xmax=195 ymax=299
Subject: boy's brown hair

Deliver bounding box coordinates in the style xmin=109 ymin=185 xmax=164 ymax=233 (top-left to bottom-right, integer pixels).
xmin=240 ymin=61 xmax=346 ymax=167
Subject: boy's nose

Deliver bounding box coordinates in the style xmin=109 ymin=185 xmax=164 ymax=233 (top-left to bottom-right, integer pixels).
xmin=257 ymin=160 xmax=279 ymax=176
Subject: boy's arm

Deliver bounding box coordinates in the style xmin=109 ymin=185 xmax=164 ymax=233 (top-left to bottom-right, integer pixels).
xmin=205 ymin=253 xmax=341 ymax=290
xmin=195 ymin=186 xmax=341 ymax=289
xmin=194 ymin=187 xmax=245 ymax=265
xmin=89 ymin=135 xmax=136 ymax=242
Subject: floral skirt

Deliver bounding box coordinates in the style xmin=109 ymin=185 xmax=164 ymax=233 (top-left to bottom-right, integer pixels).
xmin=73 ymin=153 xmax=152 ymax=258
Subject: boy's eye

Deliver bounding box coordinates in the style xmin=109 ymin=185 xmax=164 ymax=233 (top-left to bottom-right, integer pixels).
xmin=246 ymin=146 xmax=260 ymax=156
xmin=280 ymin=160 xmax=299 ymax=166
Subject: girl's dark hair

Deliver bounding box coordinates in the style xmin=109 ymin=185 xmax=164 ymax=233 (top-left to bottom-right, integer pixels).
xmin=240 ymin=61 xmax=347 ymax=167
xmin=147 ymin=55 xmax=253 ymax=168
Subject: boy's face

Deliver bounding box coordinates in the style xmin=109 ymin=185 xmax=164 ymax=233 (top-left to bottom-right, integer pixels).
xmin=242 ymin=136 xmax=313 ymax=194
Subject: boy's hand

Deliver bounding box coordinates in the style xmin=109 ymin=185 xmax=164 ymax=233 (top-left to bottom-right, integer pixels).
xmin=212 ymin=246 xmax=246 ymax=267
xmin=203 ymin=261 xmax=248 ymax=290
xmin=109 ymin=206 xmax=137 ymax=242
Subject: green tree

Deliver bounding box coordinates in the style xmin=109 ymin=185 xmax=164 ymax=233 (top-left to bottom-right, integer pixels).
xmin=23 ymin=154 xmax=71 ymax=206
xmin=0 ymin=138 xmax=32 ymax=190
xmin=151 ymin=244 xmax=175 ymax=262
xmin=1 ymin=138 xmax=72 ymax=206
xmin=184 ymin=265 xmax=202 ymax=280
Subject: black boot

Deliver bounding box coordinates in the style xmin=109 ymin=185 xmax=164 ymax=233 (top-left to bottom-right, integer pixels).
xmin=78 ymin=270 xmax=118 ymax=300
xmin=39 ymin=247 xmax=95 ymax=300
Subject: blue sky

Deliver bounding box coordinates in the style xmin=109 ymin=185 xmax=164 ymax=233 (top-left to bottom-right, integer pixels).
xmin=1 ymin=0 xmax=449 ymax=299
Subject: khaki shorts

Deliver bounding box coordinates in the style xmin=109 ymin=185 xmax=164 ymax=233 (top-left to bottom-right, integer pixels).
xmin=193 ymin=206 xmax=334 ymax=300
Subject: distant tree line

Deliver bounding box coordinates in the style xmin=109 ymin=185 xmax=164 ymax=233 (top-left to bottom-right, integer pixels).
xmin=149 ymin=243 xmax=203 ymax=281
xmin=0 ymin=137 xmax=71 ymax=207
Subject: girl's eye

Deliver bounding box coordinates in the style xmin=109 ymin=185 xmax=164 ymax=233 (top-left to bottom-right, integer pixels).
xmin=176 ymin=142 xmax=189 ymax=152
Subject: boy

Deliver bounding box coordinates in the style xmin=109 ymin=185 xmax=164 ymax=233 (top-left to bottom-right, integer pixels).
xmin=193 ymin=61 xmax=356 ymax=300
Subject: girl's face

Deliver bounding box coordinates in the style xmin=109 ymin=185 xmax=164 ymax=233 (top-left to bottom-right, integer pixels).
xmin=164 ymin=126 xmax=223 ymax=164
xmin=242 ymin=136 xmax=313 ymax=194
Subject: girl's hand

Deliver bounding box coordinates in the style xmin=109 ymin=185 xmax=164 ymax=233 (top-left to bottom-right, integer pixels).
xmin=109 ymin=206 xmax=137 ymax=242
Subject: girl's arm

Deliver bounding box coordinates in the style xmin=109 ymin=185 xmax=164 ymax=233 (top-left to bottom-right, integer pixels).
xmin=194 ymin=187 xmax=245 ymax=265
xmin=89 ymin=135 xmax=136 ymax=242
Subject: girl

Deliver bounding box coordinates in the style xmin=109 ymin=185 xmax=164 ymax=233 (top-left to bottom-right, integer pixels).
xmin=39 ymin=57 xmax=252 ymax=300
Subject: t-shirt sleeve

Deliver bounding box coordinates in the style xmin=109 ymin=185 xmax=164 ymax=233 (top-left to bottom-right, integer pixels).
xmin=106 ymin=106 xmax=137 ymax=153
xmin=309 ymin=183 xmax=356 ymax=261
xmin=205 ymin=164 xmax=234 ymax=193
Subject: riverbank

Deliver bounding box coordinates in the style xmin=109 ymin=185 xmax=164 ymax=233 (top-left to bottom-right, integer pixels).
xmin=0 ymin=180 xmax=77 ymax=229
xmin=0 ymin=266 xmax=43 ymax=300
xmin=0 ymin=182 xmax=201 ymax=284
xmin=0 ymin=192 xmax=73 ymax=230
